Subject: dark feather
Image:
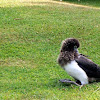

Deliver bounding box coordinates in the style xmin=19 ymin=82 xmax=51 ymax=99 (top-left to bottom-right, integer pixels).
xmin=80 ymin=54 xmax=89 ymax=57
xmin=75 ymin=55 xmax=100 ymax=78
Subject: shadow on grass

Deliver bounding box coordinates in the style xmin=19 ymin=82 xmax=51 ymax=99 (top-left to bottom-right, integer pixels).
xmin=55 ymin=0 xmax=100 ymax=7
xmin=45 ymin=78 xmax=73 ymax=89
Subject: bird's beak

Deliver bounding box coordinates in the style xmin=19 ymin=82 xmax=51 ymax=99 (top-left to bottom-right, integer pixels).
xmin=74 ymin=46 xmax=79 ymax=53
xmin=74 ymin=48 xmax=78 ymax=52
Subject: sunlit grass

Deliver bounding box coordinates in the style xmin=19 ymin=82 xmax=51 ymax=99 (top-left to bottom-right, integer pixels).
xmin=0 ymin=0 xmax=53 ymax=7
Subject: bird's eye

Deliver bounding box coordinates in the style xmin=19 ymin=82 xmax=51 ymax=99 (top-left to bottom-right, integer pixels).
xmin=74 ymin=46 xmax=77 ymax=49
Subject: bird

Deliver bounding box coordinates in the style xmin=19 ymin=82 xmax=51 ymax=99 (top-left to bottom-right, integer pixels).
xmin=57 ymin=38 xmax=100 ymax=86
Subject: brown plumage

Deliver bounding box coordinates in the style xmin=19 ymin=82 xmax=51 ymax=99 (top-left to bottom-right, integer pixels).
xmin=57 ymin=38 xmax=80 ymax=67
xmin=58 ymin=51 xmax=74 ymax=66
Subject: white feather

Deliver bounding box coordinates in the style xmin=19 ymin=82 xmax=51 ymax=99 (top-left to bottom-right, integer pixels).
xmin=63 ymin=60 xmax=88 ymax=85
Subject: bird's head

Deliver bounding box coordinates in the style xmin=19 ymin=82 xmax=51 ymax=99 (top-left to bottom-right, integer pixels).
xmin=60 ymin=38 xmax=80 ymax=52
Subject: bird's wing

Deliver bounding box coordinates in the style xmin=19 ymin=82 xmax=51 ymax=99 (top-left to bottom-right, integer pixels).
xmin=75 ymin=55 xmax=100 ymax=78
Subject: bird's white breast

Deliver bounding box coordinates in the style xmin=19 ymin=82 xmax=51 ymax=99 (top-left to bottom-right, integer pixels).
xmin=63 ymin=60 xmax=88 ymax=85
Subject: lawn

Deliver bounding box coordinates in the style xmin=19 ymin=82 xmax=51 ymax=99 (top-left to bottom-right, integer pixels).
xmin=0 ymin=0 xmax=100 ymax=99
xmin=62 ymin=0 xmax=100 ymax=7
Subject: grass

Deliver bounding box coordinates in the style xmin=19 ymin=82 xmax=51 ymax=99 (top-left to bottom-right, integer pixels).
xmin=62 ymin=0 xmax=100 ymax=7
xmin=0 ymin=0 xmax=100 ymax=99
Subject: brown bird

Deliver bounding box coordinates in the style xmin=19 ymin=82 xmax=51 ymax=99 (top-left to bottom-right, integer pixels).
xmin=58 ymin=38 xmax=100 ymax=86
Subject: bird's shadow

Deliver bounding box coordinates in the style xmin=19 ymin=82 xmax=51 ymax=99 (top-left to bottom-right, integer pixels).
xmin=46 ymin=78 xmax=100 ymax=90
xmin=46 ymin=78 xmax=78 ymax=89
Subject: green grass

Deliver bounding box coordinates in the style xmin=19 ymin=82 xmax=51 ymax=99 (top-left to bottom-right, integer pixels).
xmin=62 ymin=0 xmax=100 ymax=7
xmin=0 ymin=0 xmax=100 ymax=99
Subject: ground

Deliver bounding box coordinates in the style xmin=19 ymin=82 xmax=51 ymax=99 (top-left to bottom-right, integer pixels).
xmin=0 ymin=0 xmax=100 ymax=100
